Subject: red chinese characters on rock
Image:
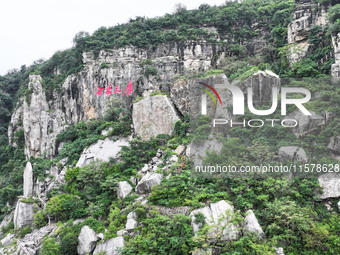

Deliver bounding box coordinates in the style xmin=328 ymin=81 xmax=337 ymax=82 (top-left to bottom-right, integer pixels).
xmin=95 ymin=80 xmax=133 ymax=96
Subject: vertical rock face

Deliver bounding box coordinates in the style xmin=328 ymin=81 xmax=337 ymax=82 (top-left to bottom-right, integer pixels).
xmin=331 ymin=33 xmax=340 ymax=78
xmin=93 ymin=236 xmax=124 ymax=255
xmin=240 ymin=70 xmax=280 ymax=107
xmin=243 ymin=210 xmax=264 ymax=238
xmin=23 ymin=162 xmax=33 ymax=197
xmin=287 ymin=0 xmax=330 ymax=65
xmin=318 ymin=173 xmax=340 ymax=199
xmin=13 ymin=200 xmax=35 ymax=229
xmin=132 ymin=95 xmax=180 ymax=140
xmin=9 ymin=42 xmax=221 ymax=159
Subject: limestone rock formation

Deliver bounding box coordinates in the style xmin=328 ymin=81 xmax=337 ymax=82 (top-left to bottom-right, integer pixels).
xmin=188 ymin=138 xmax=223 ymax=167
xmin=283 ymin=111 xmax=325 ymax=138
xmin=23 ymin=162 xmax=33 ymax=197
xmin=0 ymin=212 xmax=13 ymax=238
xmin=190 ymin=200 xmax=239 ymax=241
xmin=76 ymin=137 xmax=130 ymax=167
xmin=135 ymin=172 xmax=163 ymax=194
xmin=77 ymin=226 xmax=98 ymax=255
xmin=240 ymin=70 xmax=281 ymax=107
xmin=13 ymin=200 xmax=35 ymax=229
xmin=328 ymin=136 xmax=340 ymax=154
xmin=318 ymin=173 xmax=340 ymax=199
xmin=243 ymin=210 xmax=264 ymax=238
xmin=278 ymin=146 xmax=309 ymax=163
xmin=93 ymin=236 xmax=125 ymax=255
xmin=126 ymin=212 xmax=138 ymax=232
xmin=1 ymin=233 xmax=14 ymax=246
xmin=132 ymin=95 xmax=180 ymax=140
xmin=117 ymin=181 xmax=133 ymax=199
xmin=331 ymin=32 xmax=340 ymax=78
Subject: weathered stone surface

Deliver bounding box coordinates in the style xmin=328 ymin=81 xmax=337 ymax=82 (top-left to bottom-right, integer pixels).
xmin=283 ymin=111 xmax=325 ymax=138
xmin=328 ymin=136 xmax=340 ymax=154
xmin=0 ymin=212 xmax=13 ymax=234
xmin=318 ymin=173 xmax=340 ymax=199
xmin=125 ymin=219 xmax=138 ymax=232
xmin=190 ymin=200 xmax=239 ymax=241
xmin=338 ymin=201 xmax=340 ymax=211
xmin=192 ymin=248 xmax=212 ymax=255
xmin=188 ymin=138 xmax=223 ymax=166
xmin=240 ymin=70 xmax=280 ymax=107
xmin=132 ymin=95 xmax=180 ymax=140
xmin=77 ymin=226 xmax=98 ymax=255
xmin=23 ymin=162 xmax=33 ymax=197
xmin=175 ymin=145 xmax=186 ymax=155
xmin=278 ymin=146 xmax=308 ymax=163
xmin=244 ymin=210 xmax=264 ymax=238
xmin=117 ymin=181 xmax=133 ymax=199
xmin=135 ymin=172 xmax=163 ymax=194
xmin=93 ymin=236 xmax=124 ymax=255
xmin=274 ymin=247 xmax=285 ymax=255
xmin=76 ymin=137 xmax=129 ymax=167
xmin=1 ymin=233 xmax=14 ymax=246
xmin=13 ymin=200 xmax=35 ymax=229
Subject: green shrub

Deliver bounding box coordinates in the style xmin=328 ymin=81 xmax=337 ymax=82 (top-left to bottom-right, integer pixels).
xmin=34 ymin=210 xmax=48 ymax=228
xmin=18 ymin=225 xmax=31 ymax=238
xmin=40 ymin=236 xmax=61 ymax=255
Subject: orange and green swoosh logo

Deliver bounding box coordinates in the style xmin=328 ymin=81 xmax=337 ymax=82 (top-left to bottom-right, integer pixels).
xmin=197 ymin=82 xmax=223 ymax=106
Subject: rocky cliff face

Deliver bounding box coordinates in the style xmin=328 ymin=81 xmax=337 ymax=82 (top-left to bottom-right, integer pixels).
xmin=8 ymin=41 xmax=222 ymax=159
xmin=287 ymin=0 xmax=330 ymax=65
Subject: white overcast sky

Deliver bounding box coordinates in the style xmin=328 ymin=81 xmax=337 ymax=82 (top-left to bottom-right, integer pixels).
xmin=0 ymin=0 xmax=227 ymax=75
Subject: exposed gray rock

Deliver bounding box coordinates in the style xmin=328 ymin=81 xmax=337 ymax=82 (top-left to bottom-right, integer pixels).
xmin=77 ymin=226 xmax=98 ymax=255
xmin=283 ymin=111 xmax=325 ymax=138
xmin=240 ymin=70 xmax=280 ymax=107
xmin=338 ymin=201 xmax=340 ymax=211
xmin=175 ymin=145 xmax=186 ymax=155
xmin=278 ymin=146 xmax=308 ymax=163
xmin=243 ymin=210 xmax=264 ymax=238
xmin=117 ymin=181 xmax=133 ymax=199
xmin=192 ymin=248 xmax=212 ymax=255
xmin=76 ymin=137 xmax=130 ymax=167
xmin=318 ymin=173 xmax=340 ymax=199
xmin=132 ymin=95 xmax=180 ymax=140
xmin=13 ymin=200 xmax=35 ymax=229
xmin=274 ymin=247 xmax=285 ymax=255
xmin=188 ymin=138 xmax=223 ymax=166
xmin=23 ymin=162 xmax=33 ymax=197
xmin=190 ymin=200 xmax=239 ymax=241
xmin=328 ymin=136 xmax=340 ymax=154
xmin=1 ymin=233 xmax=14 ymax=246
xmin=93 ymin=236 xmax=124 ymax=255
xmin=117 ymin=229 xmax=128 ymax=237
xmin=135 ymin=172 xmax=163 ymax=194
xmin=125 ymin=219 xmax=138 ymax=232
xmin=0 ymin=212 xmax=13 ymax=233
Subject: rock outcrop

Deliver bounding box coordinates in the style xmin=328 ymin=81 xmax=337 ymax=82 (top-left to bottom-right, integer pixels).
xmin=243 ymin=210 xmax=264 ymax=238
xmin=125 ymin=212 xmax=138 ymax=232
xmin=318 ymin=173 xmax=340 ymax=199
xmin=190 ymin=200 xmax=239 ymax=241
xmin=328 ymin=136 xmax=340 ymax=154
xmin=278 ymin=146 xmax=309 ymax=163
xmin=132 ymin=95 xmax=180 ymax=140
xmin=77 ymin=226 xmax=98 ymax=255
xmin=93 ymin=236 xmax=124 ymax=255
xmin=188 ymin=137 xmax=223 ymax=167
xmin=117 ymin=181 xmax=133 ymax=199
xmin=23 ymin=162 xmax=33 ymax=197
xmin=283 ymin=111 xmax=325 ymax=138
xmin=76 ymin=137 xmax=130 ymax=167
xmin=240 ymin=70 xmax=281 ymax=107
xmin=13 ymin=200 xmax=35 ymax=229
xmin=135 ymin=172 xmax=163 ymax=194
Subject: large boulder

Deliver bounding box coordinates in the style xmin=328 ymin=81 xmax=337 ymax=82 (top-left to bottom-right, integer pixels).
xmin=77 ymin=226 xmax=98 ymax=255
xmin=117 ymin=181 xmax=133 ymax=199
xmin=243 ymin=210 xmax=264 ymax=238
xmin=126 ymin=212 xmax=138 ymax=232
xmin=328 ymin=136 xmax=340 ymax=154
xmin=318 ymin=173 xmax=340 ymax=199
xmin=76 ymin=137 xmax=130 ymax=167
xmin=240 ymin=70 xmax=280 ymax=107
xmin=132 ymin=95 xmax=180 ymax=140
xmin=190 ymin=200 xmax=239 ymax=241
xmin=93 ymin=236 xmax=125 ymax=255
xmin=278 ymin=146 xmax=308 ymax=163
xmin=283 ymin=111 xmax=325 ymax=138
xmin=135 ymin=172 xmax=163 ymax=194
xmin=13 ymin=200 xmax=35 ymax=229
xmin=23 ymin=162 xmax=33 ymax=197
